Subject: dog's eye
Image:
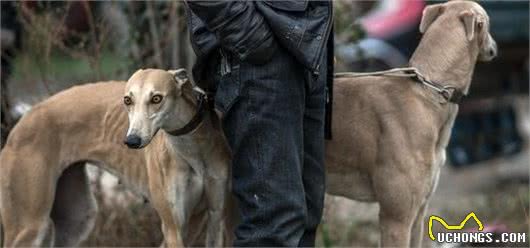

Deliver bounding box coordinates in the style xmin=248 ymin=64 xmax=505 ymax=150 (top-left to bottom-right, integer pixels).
xmin=477 ymin=22 xmax=483 ymax=29
xmin=124 ymin=96 xmax=133 ymax=106
xmin=151 ymin=95 xmax=163 ymax=104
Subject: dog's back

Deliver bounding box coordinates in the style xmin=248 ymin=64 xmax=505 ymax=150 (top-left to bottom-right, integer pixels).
xmin=0 ymin=81 xmax=149 ymax=246
xmin=5 ymin=81 xmax=124 ymax=147
xmin=327 ymin=76 xmax=453 ymax=170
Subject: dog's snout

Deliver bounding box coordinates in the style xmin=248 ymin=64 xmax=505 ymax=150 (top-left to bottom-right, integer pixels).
xmin=489 ymin=41 xmax=498 ymax=58
xmin=124 ymin=135 xmax=143 ymax=149
xmin=480 ymin=36 xmax=498 ymax=62
xmin=489 ymin=49 xmax=496 ymax=58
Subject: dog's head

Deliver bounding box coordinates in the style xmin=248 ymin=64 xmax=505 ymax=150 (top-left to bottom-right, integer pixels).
xmin=123 ymin=68 xmax=189 ymax=149
xmin=419 ymin=0 xmax=497 ymax=61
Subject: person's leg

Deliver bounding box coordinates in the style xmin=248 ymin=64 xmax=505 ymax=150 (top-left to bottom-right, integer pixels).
xmin=217 ymin=47 xmax=308 ymax=247
xmin=298 ymin=53 xmax=328 ymax=247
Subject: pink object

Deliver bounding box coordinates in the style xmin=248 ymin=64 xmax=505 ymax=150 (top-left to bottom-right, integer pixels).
xmin=361 ymin=0 xmax=425 ymax=38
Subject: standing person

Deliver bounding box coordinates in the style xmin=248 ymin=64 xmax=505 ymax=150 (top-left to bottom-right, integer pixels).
xmin=184 ymin=1 xmax=333 ymax=246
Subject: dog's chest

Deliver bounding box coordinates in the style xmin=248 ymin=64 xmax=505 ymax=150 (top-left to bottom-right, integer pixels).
xmin=167 ymin=140 xmax=207 ymax=175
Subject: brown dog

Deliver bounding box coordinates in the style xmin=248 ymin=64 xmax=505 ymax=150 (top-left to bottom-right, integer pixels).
xmin=0 ymin=69 xmax=232 ymax=247
xmin=1 ymin=81 xmax=147 ymax=246
xmin=122 ymin=69 xmax=231 ymax=247
xmin=325 ymin=1 xmax=496 ymax=247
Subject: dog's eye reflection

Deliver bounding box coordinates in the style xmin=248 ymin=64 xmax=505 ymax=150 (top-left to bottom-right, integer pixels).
xmin=151 ymin=95 xmax=163 ymax=104
xmin=124 ymin=96 xmax=133 ymax=106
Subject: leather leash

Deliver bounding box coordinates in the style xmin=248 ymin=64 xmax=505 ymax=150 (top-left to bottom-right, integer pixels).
xmin=334 ymin=67 xmax=466 ymax=104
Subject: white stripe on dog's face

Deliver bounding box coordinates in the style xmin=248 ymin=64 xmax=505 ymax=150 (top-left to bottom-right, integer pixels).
xmin=123 ymin=69 xmax=177 ymax=149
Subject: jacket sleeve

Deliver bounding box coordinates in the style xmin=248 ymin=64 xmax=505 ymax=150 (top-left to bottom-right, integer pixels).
xmin=184 ymin=1 xmax=277 ymax=64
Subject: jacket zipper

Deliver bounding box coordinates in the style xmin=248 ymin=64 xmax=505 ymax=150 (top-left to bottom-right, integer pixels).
xmin=220 ymin=49 xmax=231 ymax=76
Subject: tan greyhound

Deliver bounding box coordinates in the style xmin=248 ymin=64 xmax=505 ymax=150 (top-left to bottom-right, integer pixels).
xmin=0 ymin=0 xmax=496 ymax=247
xmin=0 ymin=69 xmax=232 ymax=247
xmin=122 ymin=68 xmax=231 ymax=247
xmin=325 ymin=1 xmax=496 ymax=247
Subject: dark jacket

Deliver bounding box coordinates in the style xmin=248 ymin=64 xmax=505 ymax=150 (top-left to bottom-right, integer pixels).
xmin=184 ymin=0 xmax=334 ymax=138
xmin=185 ymin=0 xmax=333 ymax=83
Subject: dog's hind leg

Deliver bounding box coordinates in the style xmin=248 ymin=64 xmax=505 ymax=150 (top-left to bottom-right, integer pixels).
xmin=0 ymin=150 xmax=57 ymax=246
xmin=51 ymin=162 xmax=98 ymax=246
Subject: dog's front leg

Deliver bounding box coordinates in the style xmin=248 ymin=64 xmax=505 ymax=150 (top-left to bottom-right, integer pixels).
xmin=160 ymin=221 xmax=184 ymax=248
xmin=204 ymin=161 xmax=230 ymax=247
xmin=148 ymin=163 xmax=194 ymax=247
xmin=172 ymin=165 xmax=205 ymax=246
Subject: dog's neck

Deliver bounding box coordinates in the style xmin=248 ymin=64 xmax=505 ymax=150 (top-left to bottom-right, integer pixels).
xmin=409 ymin=23 xmax=479 ymax=95
xmin=162 ymin=83 xmax=217 ymax=156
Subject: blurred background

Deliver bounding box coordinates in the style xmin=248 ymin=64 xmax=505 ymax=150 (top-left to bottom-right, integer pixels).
xmin=0 ymin=0 xmax=528 ymax=247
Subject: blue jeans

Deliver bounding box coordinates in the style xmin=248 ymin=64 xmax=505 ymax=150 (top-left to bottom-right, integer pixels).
xmin=214 ymin=45 xmax=327 ymax=247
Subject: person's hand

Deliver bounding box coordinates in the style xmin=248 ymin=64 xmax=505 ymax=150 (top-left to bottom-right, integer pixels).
xmin=185 ymin=1 xmax=277 ymax=65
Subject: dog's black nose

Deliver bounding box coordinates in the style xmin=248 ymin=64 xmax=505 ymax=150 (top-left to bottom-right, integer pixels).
xmin=489 ymin=48 xmax=497 ymax=58
xmin=490 ymin=42 xmax=498 ymax=58
xmin=124 ymin=135 xmax=142 ymax=149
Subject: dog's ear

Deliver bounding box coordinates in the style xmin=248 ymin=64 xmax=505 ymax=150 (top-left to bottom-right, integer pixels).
xmin=168 ymin=69 xmax=189 ymax=89
xmin=460 ymin=10 xmax=476 ymax=41
xmin=419 ymin=4 xmax=445 ymax=33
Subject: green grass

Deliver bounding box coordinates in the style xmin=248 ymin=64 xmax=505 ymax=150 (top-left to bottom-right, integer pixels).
xmin=11 ymin=49 xmax=130 ymax=84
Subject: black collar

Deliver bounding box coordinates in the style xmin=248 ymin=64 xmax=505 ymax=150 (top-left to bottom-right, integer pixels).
xmin=440 ymin=86 xmax=466 ymax=104
xmin=166 ymin=88 xmax=210 ymax=136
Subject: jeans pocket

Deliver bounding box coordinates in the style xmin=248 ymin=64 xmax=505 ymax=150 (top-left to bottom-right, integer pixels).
xmin=214 ymin=56 xmax=241 ymax=117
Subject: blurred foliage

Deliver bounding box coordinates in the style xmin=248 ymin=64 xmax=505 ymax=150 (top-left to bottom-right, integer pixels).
xmin=123 ymin=1 xmax=192 ymax=70
xmin=7 ymin=0 xmax=369 ymax=89
xmin=9 ymin=1 xmax=193 ymax=90
xmin=17 ymin=2 xmax=113 ymax=82
xmin=320 ymin=223 xmax=333 ymax=247
xmin=333 ymin=0 xmax=369 ymax=43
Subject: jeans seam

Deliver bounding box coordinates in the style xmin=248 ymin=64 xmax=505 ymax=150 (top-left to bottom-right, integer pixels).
xmin=239 ymin=62 xmax=258 ymax=120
